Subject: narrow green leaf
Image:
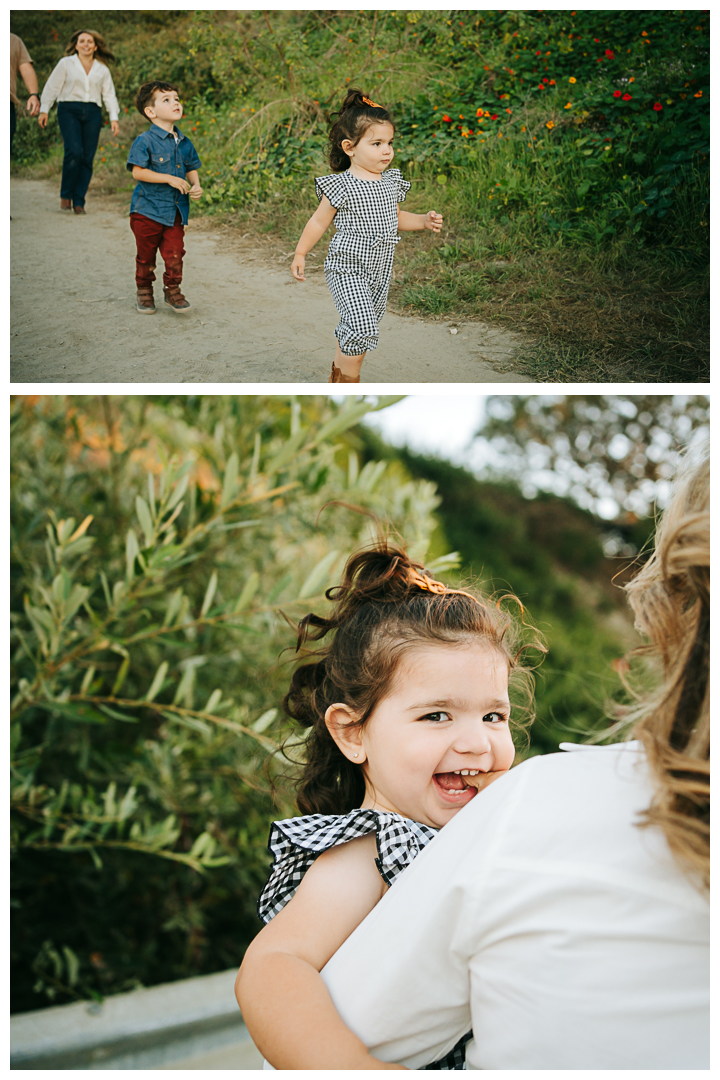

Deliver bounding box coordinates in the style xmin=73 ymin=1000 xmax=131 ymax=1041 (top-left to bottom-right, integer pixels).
xmin=264 ymin=429 xmax=306 ymax=475
xmin=313 ymin=402 xmax=374 ymax=445
xmin=111 ymin=654 xmax=130 ymax=696
xmin=220 ymin=452 xmax=239 ymax=509
xmin=80 ymin=666 xmax=96 ymax=694
xmin=252 ymin=708 xmax=277 ymax=733
xmin=299 ymin=550 xmax=339 ymax=599
xmin=89 ymin=847 xmax=103 ymax=870
xmin=163 ymin=588 xmax=183 ymax=627
xmin=204 ymin=689 xmax=223 ymax=713
xmin=99 ymin=571 xmax=111 ymax=611
xmin=62 ymin=946 xmax=80 ymax=987
xmin=98 ymin=703 xmax=138 ymax=723
xmin=64 ymin=584 xmax=89 ymax=621
xmin=189 ymin=831 xmax=213 ymax=859
xmin=148 ymin=473 xmax=156 ymax=517
xmin=250 ymin=432 xmax=261 ymax=480
xmin=166 ymin=472 xmax=190 ymax=512
xmin=35 ymin=701 xmax=107 ymax=725
xmin=145 ymin=661 xmax=168 ymax=703
xmin=103 ymin=782 xmax=117 ymax=818
xmin=234 ymin=571 xmax=259 ymax=612
xmin=173 ymin=665 xmax=195 ymax=706
xmin=200 ymin=571 xmax=218 ymax=618
xmin=126 ymin=529 xmax=139 ymax=583
xmin=136 ymin=496 xmax=154 ymax=547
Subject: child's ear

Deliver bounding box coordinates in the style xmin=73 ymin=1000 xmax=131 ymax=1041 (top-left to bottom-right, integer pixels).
xmin=340 ymin=138 xmax=355 ymax=158
xmin=325 ymin=704 xmax=366 ymax=763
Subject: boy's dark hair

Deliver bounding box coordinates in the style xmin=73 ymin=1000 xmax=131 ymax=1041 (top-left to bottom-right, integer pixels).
xmin=326 ymin=88 xmax=395 ymax=172
xmin=135 ymin=81 xmax=180 ymax=121
xmin=283 ymin=541 xmax=545 ymax=816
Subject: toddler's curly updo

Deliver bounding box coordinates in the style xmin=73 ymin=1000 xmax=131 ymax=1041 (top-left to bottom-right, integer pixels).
xmin=283 ymin=541 xmax=544 ymax=816
xmin=327 ymin=88 xmax=395 ymax=172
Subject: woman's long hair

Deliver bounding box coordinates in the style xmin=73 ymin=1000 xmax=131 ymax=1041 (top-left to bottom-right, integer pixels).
xmin=282 ymin=541 xmax=545 ymax=815
xmin=623 ymin=448 xmax=709 ymax=889
xmin=64 ymin=29 xmax=116 ymax=65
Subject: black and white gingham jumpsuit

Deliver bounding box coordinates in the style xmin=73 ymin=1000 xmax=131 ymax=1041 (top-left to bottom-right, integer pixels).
xmin=257 ymin=807 xmax=472 ymax=1069
xmin=315 ymin=168 xmax=411 ymax=356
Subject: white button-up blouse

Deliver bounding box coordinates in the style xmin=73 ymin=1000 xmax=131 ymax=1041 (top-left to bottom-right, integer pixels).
xmin=39 ymin=54 xmax=119 ymax=121
xmin=321 ymin=742 xmax=709 ymax=1070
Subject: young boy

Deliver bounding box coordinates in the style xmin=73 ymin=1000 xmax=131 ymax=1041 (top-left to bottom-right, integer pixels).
xmin=127 ymin=81 xmax=202 ymax=314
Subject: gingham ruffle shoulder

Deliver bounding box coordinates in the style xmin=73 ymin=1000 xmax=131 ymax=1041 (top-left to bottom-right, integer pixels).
xmin=257 ymin=807 xmax=436 ymax=923
xmin=315 ymin=167 xmax=411 ymax=210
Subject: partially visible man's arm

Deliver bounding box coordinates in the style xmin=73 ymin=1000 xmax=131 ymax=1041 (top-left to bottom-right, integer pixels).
xmin=18 ymin=61 xmax=39 ymax=115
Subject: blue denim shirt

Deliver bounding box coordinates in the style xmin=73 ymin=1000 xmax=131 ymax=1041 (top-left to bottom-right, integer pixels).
xmin=127 ymin=123 xmax=202 ymax=227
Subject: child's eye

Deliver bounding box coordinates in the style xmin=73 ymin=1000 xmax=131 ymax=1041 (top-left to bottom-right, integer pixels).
xmin=422 ymin=711 xmax=451 ymax=723
xmin=483 ymin=712 xmax=507 ymax=724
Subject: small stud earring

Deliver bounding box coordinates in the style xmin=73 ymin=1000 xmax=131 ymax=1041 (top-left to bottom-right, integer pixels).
xmin=353 ymin=752 xmax=359 ymax=758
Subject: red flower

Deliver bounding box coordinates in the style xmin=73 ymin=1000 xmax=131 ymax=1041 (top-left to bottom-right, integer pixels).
xmin=491 ymin=114 xmax=498 ymax=120
xmin=543 ymin=77 xmax=549 ymax=82
xmin=536 ymin=50 xmax=541 ymax=55
xmin=605 ymin=49 xmax=615 ymax=59
xmin=622 ymin=93 xmax=632 ymax=101
xmin=442 ymin=114 xmax=451 ymax=121
xmin=538 ymin=84 xmax=545 ymax=90
xmin=549 ymin=79 xmax=556 ymax=85
xmin=613 ymin=90 xmax=622 ymax=98
xmin=594 ymin=38 xmax=600 ymax=43
xmin=653 ymin=102 xmax=662 ymax=111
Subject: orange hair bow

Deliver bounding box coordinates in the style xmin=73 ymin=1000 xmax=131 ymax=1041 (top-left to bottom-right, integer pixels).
xmin=362 ymin=95 xmax=383 ymax=108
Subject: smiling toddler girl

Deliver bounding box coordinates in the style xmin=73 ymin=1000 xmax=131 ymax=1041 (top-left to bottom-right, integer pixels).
xmin=291 ymin=89 xmax=443 ymax=382
xmin=235 ymin=543 xmax=542 ymax=1069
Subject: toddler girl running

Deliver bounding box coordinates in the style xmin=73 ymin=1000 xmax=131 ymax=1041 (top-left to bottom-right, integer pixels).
xmin=291 ymin=89 xmax=444 ymax=383
xmin=236 ymin=543 xmax=541 ymax=1069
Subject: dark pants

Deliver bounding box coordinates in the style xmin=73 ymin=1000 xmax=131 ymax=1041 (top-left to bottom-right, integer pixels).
xmin=10 ymin=103 xmax=16 ymax=152
xmin=130 ymin=210 xmax=185 ymax=289
xmin=56 ymin=101 xmax=103 ymax=207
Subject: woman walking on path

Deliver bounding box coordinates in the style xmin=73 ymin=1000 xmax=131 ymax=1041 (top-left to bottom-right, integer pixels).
xmin=38 ymin=29 xmax=120 ymax=214
xmin=291 ymin=89 xmax=443 ymax=383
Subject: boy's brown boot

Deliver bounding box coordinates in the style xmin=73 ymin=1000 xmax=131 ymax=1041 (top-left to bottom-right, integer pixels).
xmin=136 ymin=286 xmax=156 ymax=314
xmin=329 ymin=362 xmax=360 ymax=383
xmin=163 ymin=285 xmax=191 ymax=313
xmin=60 ymin=199 xmax=71 ymax=210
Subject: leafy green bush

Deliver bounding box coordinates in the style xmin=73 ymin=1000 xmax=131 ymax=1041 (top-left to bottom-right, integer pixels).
xmin=11 ymin=394 xmax=457 ymax=1012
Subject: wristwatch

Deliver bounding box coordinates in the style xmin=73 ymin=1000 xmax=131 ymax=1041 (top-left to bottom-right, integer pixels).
xmin=29 ymin=93 xmax=40 ymax=100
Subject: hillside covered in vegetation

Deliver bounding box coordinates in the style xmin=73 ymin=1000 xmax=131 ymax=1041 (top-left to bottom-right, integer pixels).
xmin=11 ymin=9 xmax=709 ymax=381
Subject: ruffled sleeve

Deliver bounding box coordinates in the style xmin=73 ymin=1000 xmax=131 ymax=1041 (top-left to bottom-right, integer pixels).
xmin=257 ymin=808 xmax=436 ymax=923
xmin=315 ymin=172 xmax=346 ymax=210
xmin=385 ymin=167 xmax=411 ymax=203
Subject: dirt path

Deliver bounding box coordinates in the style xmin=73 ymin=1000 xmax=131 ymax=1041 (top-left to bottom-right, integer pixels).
xmin=11 ymin=179 xmax=535 ymax=384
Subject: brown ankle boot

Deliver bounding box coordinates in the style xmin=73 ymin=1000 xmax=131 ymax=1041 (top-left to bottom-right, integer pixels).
xmin=136 ymin=286 xmax=156 ymax=314
xmin=163 ymin=285 xmax=191 ymax=313
xmin=329 ymin=362 xmax=360 ymax=383
xmin=60 ymin=198 xmax=71 ymax=210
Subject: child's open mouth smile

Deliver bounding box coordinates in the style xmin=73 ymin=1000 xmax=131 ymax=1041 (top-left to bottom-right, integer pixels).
xmin=432 ymin=769 xmax=480 ymax=805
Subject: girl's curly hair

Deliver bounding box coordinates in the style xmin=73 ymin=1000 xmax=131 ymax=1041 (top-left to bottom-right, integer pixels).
xmin=326 ymin=87 xmax=395 ymax=172
xmin=283 ymin=541 xmax=545 ymax=815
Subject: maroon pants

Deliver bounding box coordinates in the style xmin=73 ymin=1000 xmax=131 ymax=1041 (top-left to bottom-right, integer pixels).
xmin=130 ymin=210 xmax=185 ymax=289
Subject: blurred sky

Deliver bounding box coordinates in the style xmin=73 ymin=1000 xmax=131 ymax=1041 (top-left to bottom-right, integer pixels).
xmin=363 ymin=395 xmax=494 ymax=472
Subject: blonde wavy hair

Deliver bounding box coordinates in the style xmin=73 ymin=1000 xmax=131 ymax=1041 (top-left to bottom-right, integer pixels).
xmin=623 ymin=447 xmax=709 ymax=890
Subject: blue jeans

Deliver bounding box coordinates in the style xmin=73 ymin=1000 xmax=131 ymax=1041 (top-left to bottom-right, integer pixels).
xmin=56 ymin=101 xmax=103 ymax=207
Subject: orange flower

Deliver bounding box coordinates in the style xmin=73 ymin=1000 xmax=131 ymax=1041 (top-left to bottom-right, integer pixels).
xmin=546 ymin=120 xmax=555 ymax=129
xmin=564 ymin=102 xmax=572 ymax=109
xmin=569 ymin=76 xmax=577 ymax=83
xmin=694 ymin=90 xmax=703 ymax=97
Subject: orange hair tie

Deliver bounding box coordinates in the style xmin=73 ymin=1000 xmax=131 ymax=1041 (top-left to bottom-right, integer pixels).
xmin=362 ymin=95 xmax=383 ymax=109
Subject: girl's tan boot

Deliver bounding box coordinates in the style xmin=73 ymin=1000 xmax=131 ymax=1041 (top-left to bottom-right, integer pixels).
xmin=329 ymin=363 xmax=360 ymax=383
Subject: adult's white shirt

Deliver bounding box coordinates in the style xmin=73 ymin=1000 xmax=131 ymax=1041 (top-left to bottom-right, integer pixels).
xmin=321 ymin=742 xmax=709 ymax=1069
xmin=39 ymin=55 xmax=119 ymax=121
